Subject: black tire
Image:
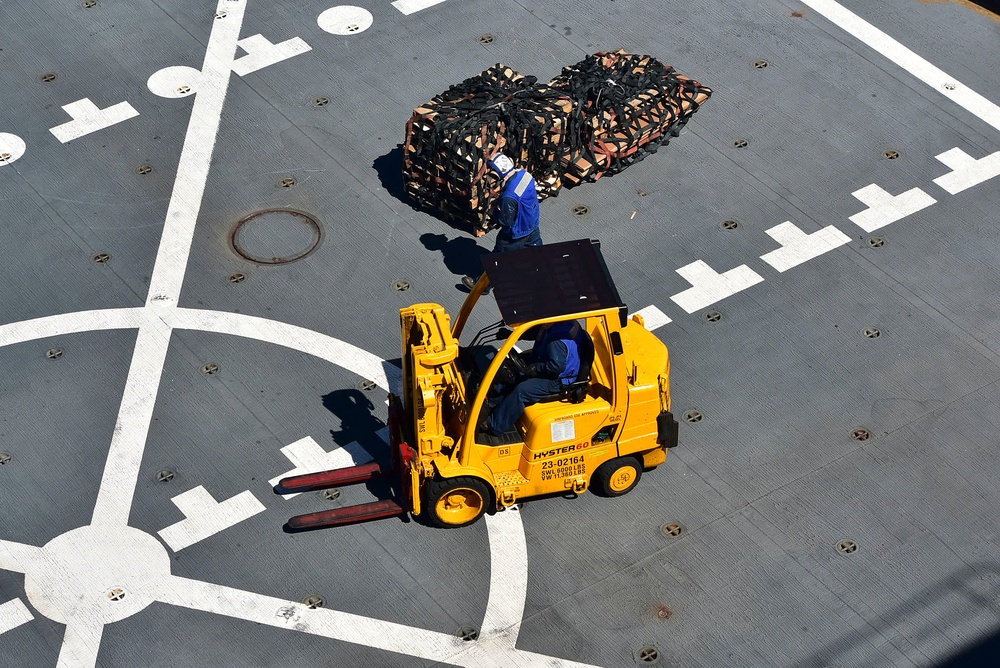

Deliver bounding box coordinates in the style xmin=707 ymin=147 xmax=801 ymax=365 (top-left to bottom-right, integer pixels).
xmin=591 ymin=456 xmax=643 ymax=497
xmin=424 ymin=476 xmax=492 ymax=528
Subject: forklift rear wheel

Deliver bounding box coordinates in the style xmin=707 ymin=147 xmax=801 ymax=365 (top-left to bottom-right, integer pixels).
xmin=592 ymin=457 xmax=643 ymax=497
xmin=426 ymin=476 xmax=491 ymax=528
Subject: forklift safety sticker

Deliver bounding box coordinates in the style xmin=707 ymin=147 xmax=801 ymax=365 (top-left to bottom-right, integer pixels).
xmin=540 ymin=455 xmax=586 ymax=482
xmin=550 ymin=419 xmax=576 ymax=443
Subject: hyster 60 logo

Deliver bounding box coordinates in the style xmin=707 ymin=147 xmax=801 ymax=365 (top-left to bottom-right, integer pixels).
xmin=533 ymin=442 xmax=590 ymax=460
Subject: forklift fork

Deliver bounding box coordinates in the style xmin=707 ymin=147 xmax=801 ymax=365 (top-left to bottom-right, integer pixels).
xmin=275 ymin=395 xmax=417 ymax=531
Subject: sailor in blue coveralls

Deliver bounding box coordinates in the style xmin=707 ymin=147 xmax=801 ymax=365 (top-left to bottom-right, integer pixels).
xmin=462 ymin=153 xmax=543 ymax=291
xmin=485 ymin=322 xmax=580 ymax=437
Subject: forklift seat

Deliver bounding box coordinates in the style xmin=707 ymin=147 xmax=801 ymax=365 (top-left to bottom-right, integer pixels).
xmin=535 ymin=321 xmax=594 ymax=405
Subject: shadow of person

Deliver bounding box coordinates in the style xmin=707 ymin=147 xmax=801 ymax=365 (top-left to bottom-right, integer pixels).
xmin=322 ymin=389 xmax=387 ymax=459
xmin=420 ymin=232 xmax=489 ymax=278
xmin=321 ymin=388 xmax=398 ymax=508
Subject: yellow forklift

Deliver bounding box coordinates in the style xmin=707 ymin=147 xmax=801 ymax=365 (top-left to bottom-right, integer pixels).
xmin=276 ymin=239 xmax=678 ymax=528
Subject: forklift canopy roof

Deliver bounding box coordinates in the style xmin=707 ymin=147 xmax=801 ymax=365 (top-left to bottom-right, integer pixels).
xmin=483 ymin=239 xmax=625 ymax=326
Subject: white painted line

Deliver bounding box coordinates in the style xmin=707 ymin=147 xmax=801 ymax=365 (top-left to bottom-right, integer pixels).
xmin=158 ymin=486 xmax=266 ymax=552
xmin=670 ymin=260 xmax=764 ymax=314
xmin=56 ymin=622 xmax=104 ymax=668
xmin=932 ymin=147 xmax=1000 ymax=195
xmin=147 ymin=66 xmax=202 ymax=99
xmin=0 ymin=133 xmax=27 ymax=165
xmin=481 ymin=511 xmax=528 ymax=639
xmin=170 ymin=308 xmax=393 ymax=390
xmin=48 ymin=98 xmax=139 ymax=144
xmin=318 ymin=6 xmax=374 ymax=35
xmin=799 ymin=0 xmax=1000 ymax=134
xmin=848 ymin=183 xmax=936 ymax=233
xmin=392 ymin=0 xmax=447 ymax=15
xmin=268 ymin=435 xmax=376 ymax=499
xmin=90 ymin=315 xmax=173 ymax=527
xmin=151 ymin=574 xmax=462 ymax=661
xmin=0 ymin=306 xmax=400 ymax=396
xmin=760 ymin=221 xmax=851 ymax=273
xmin=146 ymin=0 xmax=247 ymax=305
xmin=0 ymin=599 xmax=33 ymax=636
xmin=631 ymin=305 xmax=672 ymax=330
xmin=232 ymin=34 xmax=312 ymax=77
xmin=0 ymin=539 xmax=42 ymax=574
xmin=0 ymin=308 xmax=143 ymax=347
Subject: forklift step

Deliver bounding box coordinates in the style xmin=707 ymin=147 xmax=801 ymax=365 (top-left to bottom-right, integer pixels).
xmin=275 ymin=461 xmax=385 ymax=495
xmin=286 ymin=499 xmax=406 ymax=531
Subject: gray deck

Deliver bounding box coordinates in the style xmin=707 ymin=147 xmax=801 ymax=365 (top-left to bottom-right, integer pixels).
xmin=1 ymin=0 xmax=999 ymax=666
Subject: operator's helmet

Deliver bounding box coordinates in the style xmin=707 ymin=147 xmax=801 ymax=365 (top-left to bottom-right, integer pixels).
xmin=488 ymin=153 xmax=515 ymax=178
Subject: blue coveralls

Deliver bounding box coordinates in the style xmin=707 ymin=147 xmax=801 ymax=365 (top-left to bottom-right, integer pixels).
xmin=486 ymin=333 xmax=580 ymax=436
xmin=492 ymin=169 xmax=543 ymax=251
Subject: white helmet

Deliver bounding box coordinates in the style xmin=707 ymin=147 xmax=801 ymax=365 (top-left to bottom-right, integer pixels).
xmin=488 ymin=153 xmax=515 ymax=177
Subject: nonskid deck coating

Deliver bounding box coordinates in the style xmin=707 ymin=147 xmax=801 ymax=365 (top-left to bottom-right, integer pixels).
xmin=1 ymin=1 xmax=999 ymax=666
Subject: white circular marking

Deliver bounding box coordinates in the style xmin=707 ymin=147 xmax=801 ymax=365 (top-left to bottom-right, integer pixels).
xmin=0 ymin=308 xmax=534 ymax=660
xmin=0 ymin=133 xmax=26 ymax=165
xmin=147 ymin=66 xmax=202 ymax=98
xmin=317 ymin=6 xmax=373 ymax=35
xmin=23 ymin=526 xmax=171 ymax=624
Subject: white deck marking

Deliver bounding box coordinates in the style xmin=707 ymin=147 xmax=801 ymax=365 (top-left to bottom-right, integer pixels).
xmin=152 ymin=574 xmax=463 ymax=661
xmin=848 ymin=183 xmax=936 ymax=233
xmin=0 ymin=540 xmax=42 ymax=574
xmin=146 ymin=0 xmax=247 ymax=305
xmin=800 ymin=0 xmax=1000 ymax=134
xmin=481 ymin=510 xmax=528 ymax=637
xmin=317 ymin=6 xmax=374 ymax=35
xmin=932 ymin=147 xmax=1000 ymax=194
xmin=632 ymin=305 xmax=672 ymax=330
xmin=48 ymin=98 xmax=139 ymax=144
xmin=0 ymin=308 xmax=593 ymax=668
xmin=0 ymin=306 xmax=401 ymax=394
xmin=268 ymin=434 xmax=378 ymax=499
xmin=157 ymin=486 xmax=266 ymax=552
xmin=147 ymin=65 xmax=202 ymax=99
xmin=170 ymin=308 xmax=396 ymax=389
xmin=670 ymin=260 xmax=764 ymax=314
xmin=90 ymin=316 xmax=173 ymax=526
xmin=90 ymin=0 xmax=248 ymax=528
xmin=232 ymin=34 xmax=312 ymax=77
xmin=392 ymin=0 xmax=447 ymax=15
xmin=0 ymin=133 xmax=27 ymax=165
xmin=0 ymin=599 xmax=33 ymax=636
xmin=56 ymin=623 xmax=103 ymax=668
xmin=150 ymin=571 xmax=600 ymax=668
xmin=760 ymin=221 xmax=851 ymax=273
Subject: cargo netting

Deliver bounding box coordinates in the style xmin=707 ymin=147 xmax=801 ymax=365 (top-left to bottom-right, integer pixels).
xmin=402 ymin=52 xmax=711 ymax=235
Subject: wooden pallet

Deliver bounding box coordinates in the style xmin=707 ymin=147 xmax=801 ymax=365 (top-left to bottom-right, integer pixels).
xmin=403 ymin=64 xmax=572 ymax=235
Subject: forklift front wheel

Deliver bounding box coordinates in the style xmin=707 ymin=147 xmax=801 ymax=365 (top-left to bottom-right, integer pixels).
xmin=426 ymin=476 xmax=491 ymax=528
xmin=591 ymin=457 xmax=643 ymax=497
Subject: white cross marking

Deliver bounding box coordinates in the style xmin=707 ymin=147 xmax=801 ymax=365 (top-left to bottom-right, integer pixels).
xmin=269 ymin=430 xmax=388 ymax=499
xmin=848 ymin=183 xmax=936 ymax=233
xmin=157 ymin=486 xmax=265 ymax=552
xmin=392 ymin=0 xmax=448 ymax=15
xmin=932 ymin=147 xmax=1000 ymax=195
xmin=48 ymin=98 xmax=140 ymax=144
xmin=760 ymin=221 xmax=851 ymax=273
xmin=232 ymin=34 xmax=312 ymax=77
xmin=670 ymin=260 xmax=764 ymax=314
xmin=632 ymin=305 xmax=672 ymax=330
xmin=0 ymin=598 xmax=34 ymax=636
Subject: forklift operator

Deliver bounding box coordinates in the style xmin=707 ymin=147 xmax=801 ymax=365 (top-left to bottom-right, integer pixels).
xmin=485 ymin=323 xmax=580 ymax=437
